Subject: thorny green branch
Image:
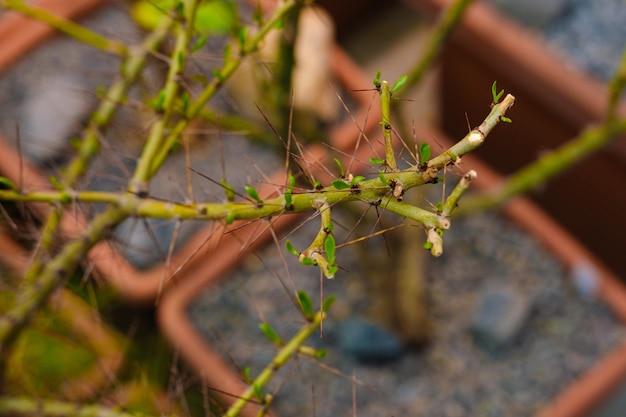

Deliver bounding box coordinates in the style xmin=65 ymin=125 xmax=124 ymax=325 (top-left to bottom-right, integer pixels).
xmin=128 ymin=0 xmax=199 ymax=194
xmin=0 ymin=205 xmax=130 ymax=354
xmin=0 ymin=0 xmax=305 ymax=359
xmin=0 ymin=95 xmax=515 ymax=226
xmin=147 ymin=0 xmax=301 ymax=178
xmin=456 ymin=46 xmax=626 ymax=214
xmin=224 ymin=311 xmax=325 ymax=417
xmin=401 ymin=0 xmax=474 ymax=94
xmin=296 ymin=198 xmax=338 ymax=278
xmin=380 ymin=80 xmax=397 ymax=170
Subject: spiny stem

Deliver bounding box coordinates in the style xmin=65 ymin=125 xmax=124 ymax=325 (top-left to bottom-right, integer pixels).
xmin=380 ymin=80 xmax=397 ymax=170
xmin=456 ymin=118 xmax=626 ymax=214
xmin=0 ymin=204 xmax=130 ymax=354
xmin=24 ymin=15 xmax=173 ymax=288
xmin=402 ymin=0 xmax=474 ymax=93
xmin=0 ymin=93 xmax=514 ymax=227
xmin=148 ymin=0 xmax=300 ymax=177
xmin=129 ymin=0 xmax=199 ymax=194
xmin=426 ymin=93 xmax=515 ymax=170
xmin=299 ymin=199 xmax=337 ymax=278
xmin=224 ymin=311 xmax=324 ymax=417
xmin=441 ymin=169 xmax=477 ymax=217
xmin=64 ymin=16 xmax=174 ymax=187
xmin=379 ymin=197 xmax=446 ymax=229
xmin=1 ymin=0 xmax=128 ymax=57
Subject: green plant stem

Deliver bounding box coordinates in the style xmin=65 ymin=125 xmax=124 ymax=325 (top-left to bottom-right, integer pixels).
xmin=64 ymin=16 xmax=174 ymax=187
xmin=2 ymin=0 xmax=128 ymax=57
xmin=426 ymin=93 xmax=515 ymax=170
xmin=23 ymin=16 xmax=173 ymax=286
xmin=298 ymin=198 xmax=336 ymax=278
xmin=129 ymin=0 xmax=199 ymax=194
xmin=0 ymin=396 xmax=154 ymax=417
xmin=224 ymin=311 xmax=324 ymax=417
xmin=402 ymin=0 xmax=474 ymax=93
xmin=0 ymin=93 xmax=514 ymax=226
xmin=147 ymin=0 xmax=299 ymax=177
xmin=456 ymin=117 xmax=626 ymax=214
xmin=272 ymin=2 xmax=301 ymax=135
xmin=441 ymin=169 xmax=476 ymax=217
xmin=380 ymin=80 xmax=397 ymax=170
xmin=0 ymin=204 xmax=130 ymax=354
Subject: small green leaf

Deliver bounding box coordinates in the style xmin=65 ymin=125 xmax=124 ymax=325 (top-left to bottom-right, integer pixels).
xmin=500 ymin=116 xmax=512 ymax=123
xmin=150 ymin=89 xmax=167 ymax=112
xmin=0 ymin=177 xmax=17 ymax=190
xmin=238 ymin=26 xmax=248 ymax=48
xmin=259 ymin=322 xmax=282 ymax=346
xmin=324 ymin=234 xmax=336 ymax=265
xmin=313 ymin=181 xmax=323 ymax=190
xmin=212 ymin=68 xmax=224 ymax=83
xmin=419 ymin=142 xmax=431 ymax=164
xmin=300 ymin=256 xmax=316 ymax=266
xmin=378 ymin=173 xmax=390 ymax=185
xmin=369 ymin=157 xmax=385 ymax=165
xmin=284 ymin=174 xmax=295 ymax=208
xmin=252 ymin=2 xmax=264 ymax=26
xmin=350 ymin=176 xmax=365 ymax=186
xmin=327 ymin=265 xmax=339 ymax=278
xmin=315 ymin=349 xmax=327 ymax=359
xmin=331 ymin=180 xmax=350 ymax=190
xmin=391 ymin=74 xmax=408 ymax=93
xmin=322 ymin=295 xmax=336 ymax=312
xmin=191 ymin=35 xmax=207 ymax=52
xmin=221 ymin=179 xmax=236 ymax=201
xmin=181 ymin=91 xmax=190 ymax=114
xmin=325 ymin=221 xmax=334 ymax=232
xmin=244 ymin=185 xmax=262 ymax=204
xmin=48 ymin=176 xmax=64 ymax=191
xmin=423 ymin=241 xmax=433 ymax=250
xmin=373 ymin=70 xmax=381 ymax=89
xmin=333 ymin=158 xmax=344 ymax=177
xmin=492 ymin=80 xmax=504 ymax=104
xmin=242 ymin=366 xmax=252 ymax=384
xmin=297 ymin=290 xmax=314 ymax=319
xmin=253 ymin=383 xmax=263 ymax=401
xmin=284 ymin=190 xmax=292 ymax=208
xmin=175 ymin=1 xmax=184 ymax=17
xmin=223 ymin=44 xmax=232 ymax=62
xmin=285 ymin=240 xmax=299 ymax=256
xmin=225 ymin=212 xmax=235 ymax=225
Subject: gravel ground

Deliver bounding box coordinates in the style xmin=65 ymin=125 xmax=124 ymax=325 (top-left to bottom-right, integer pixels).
xmin=490 ymin=0 xmax=626 ymax=82
xmin=189 ymin=208 xmax=626 ymax=417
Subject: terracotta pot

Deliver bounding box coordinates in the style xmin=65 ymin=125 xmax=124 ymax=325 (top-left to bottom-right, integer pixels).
xmin=400 ymin=1 xmax=626 ymax=416
xmin=405 ymin=0 xmax=626 ymax=280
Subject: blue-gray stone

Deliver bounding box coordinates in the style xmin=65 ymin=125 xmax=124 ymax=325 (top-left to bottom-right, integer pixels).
xmin=570 ymin=261 xmax=600 ymax=301
xmin=337 ymin=318 xmax=404 ymax=364
xmin=470 ymin=285 xmax=531 ymax=353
